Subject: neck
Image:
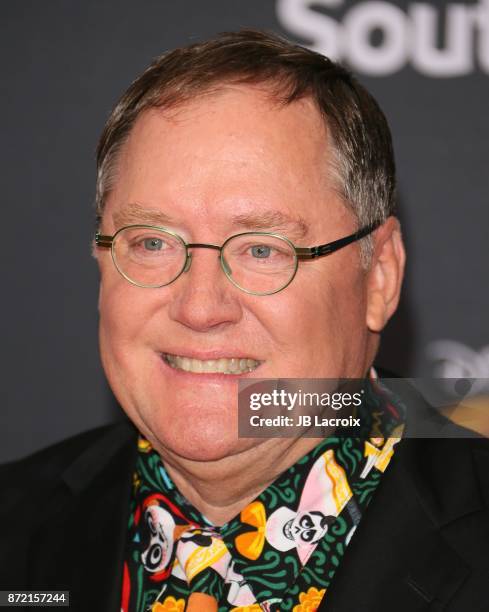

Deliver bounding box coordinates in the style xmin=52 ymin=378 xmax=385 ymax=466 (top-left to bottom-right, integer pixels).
xmin=157 ymin=436 xmax=325 ymax=525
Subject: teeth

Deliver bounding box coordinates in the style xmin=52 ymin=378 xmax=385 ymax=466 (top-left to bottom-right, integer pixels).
xmin=202 ymin=360 xmax=216 ymax=373
xmin=165 ymin=354 xmax=260 ymax=374
xmin=191 ymin=358 xmax=202 ymax=373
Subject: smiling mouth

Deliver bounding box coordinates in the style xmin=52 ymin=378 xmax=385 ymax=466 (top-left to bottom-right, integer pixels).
xmin=163 ymin=353 xmax=261 ymax=375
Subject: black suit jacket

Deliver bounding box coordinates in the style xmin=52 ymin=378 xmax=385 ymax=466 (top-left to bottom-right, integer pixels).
xmin=1 ymin=418 xmax=489 ymax=611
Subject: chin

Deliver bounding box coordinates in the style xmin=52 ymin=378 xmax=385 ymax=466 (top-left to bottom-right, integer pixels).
xmin=151 ymin=425 xmax=256 ymax=462
xmin=133 ymin=398 xmax=244 ymax=461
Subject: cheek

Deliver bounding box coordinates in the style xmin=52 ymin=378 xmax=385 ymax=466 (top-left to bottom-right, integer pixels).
xmin=97 ymin=280 xmax=169 ymax=436
xmin=259 ymin=259 xmax=368 ymax=375
xmin=99 ymin=284 xmax=137 ymax=354
xmin=97 ymin=275 xmax=163 ymax=382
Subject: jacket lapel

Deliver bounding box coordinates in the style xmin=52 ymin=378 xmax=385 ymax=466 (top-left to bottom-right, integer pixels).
xmin=319 ymin=437 xmax=488 ymax=611
xmin=28 ymin=421 xmax=138 ymax=612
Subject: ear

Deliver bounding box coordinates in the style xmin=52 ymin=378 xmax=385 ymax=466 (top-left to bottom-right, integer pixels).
xmin=366 ymin=217 xmax=406 ymax=333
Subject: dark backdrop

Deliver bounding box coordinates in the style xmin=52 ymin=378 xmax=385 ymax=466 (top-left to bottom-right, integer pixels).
xmin=2 ymin=0 xmax=488 ymax=462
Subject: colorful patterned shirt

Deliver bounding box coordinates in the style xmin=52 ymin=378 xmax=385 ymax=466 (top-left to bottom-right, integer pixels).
xmin=122 ymin=378 xmax=404 ymax=612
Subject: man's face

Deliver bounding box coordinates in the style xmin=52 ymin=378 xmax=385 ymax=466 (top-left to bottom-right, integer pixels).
xmin=97 ymin=86 xmax=380 ymax=461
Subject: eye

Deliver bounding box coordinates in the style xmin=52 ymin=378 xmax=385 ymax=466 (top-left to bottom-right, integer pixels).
xmin=300 ymin=515 xmax=313 ymax=529
xmin=146 ymin=543 xmax=163 ymax=570
xmin=251 ymin=244 xmax=271 ymax=258
xmin=146 ymin=511 xmax=157 ymax=534
xmin=128 ymin=233 xmax=174 ymax=258
xmin=143 ymin=237 xmax=164 ymax=251
xmin=301 ymin=529 xmax=316 ymax=542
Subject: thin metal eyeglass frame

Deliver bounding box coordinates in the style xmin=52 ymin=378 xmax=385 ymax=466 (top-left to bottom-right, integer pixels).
xmin=95 ymin=219 xmax=382 ymax=295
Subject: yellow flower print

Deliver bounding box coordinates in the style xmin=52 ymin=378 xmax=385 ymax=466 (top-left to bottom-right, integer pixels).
xmin=293 ymin=587 xmax=326 ymax=612
xmin=230 ymin=606 xmax=263 ymax=611
xmin=138 ymin=436 xmax=152 ymax=452
xmin=152 ymin=596 xmax=185 ymax=611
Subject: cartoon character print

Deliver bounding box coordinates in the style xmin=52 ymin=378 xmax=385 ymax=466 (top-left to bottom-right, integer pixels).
xmin=266 ymin=449 xmax=353 ymax=564
xmin=225 ymin=560 xmax=256 ymax=607
xmin=175 ymin=528 xmax=257 ymax=607
xmin=135 ymin=493 xmax=258 ymax=609
xmin=141 ymin=505 xmax=175 ymax=574
xmin=139 ymin=493 xmax=195 ymax=581
xmin=360 ymin=425 xmax=403 ymax=479
xmin=288 ymin=509 xmax=335 ymax=545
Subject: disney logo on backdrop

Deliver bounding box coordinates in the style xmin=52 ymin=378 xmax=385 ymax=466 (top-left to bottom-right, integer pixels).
xmin=425 ymin=340 xmax=489 ymax=397
xmin=276 ymin=0 xmax=489 ymax=76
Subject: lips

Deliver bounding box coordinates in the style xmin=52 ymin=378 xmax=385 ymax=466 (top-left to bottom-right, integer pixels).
xmin=163 ymin=353 xmax=261 ymax=374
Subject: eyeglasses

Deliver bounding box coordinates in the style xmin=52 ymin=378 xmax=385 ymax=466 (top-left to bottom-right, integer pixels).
xmin=95 ymin=220 xmax=381 ymax=296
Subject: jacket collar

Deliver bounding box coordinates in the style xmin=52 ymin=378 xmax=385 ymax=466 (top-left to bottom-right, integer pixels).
xmin=28 ymin=420 xmax=138 ymax=612
xmin=318 ymin=435 xmax=489 ymax=611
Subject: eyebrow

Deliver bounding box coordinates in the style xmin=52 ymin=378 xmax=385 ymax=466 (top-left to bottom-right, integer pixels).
xmin=230 ymin=211 xmax=309 ymax=240
xmin=112 ymin=203 xmax=177 ymax=228
xmin=113 ymin=203 xmax=310 ymax=241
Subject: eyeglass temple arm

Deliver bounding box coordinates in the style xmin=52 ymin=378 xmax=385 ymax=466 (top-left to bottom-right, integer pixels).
xmin=95 ymin=233 xmax=113 ymax=248
xmin=295 ymin=220 xmax=382 ymax=260
xmin=186 ymin=243 xmax=221 ymax=251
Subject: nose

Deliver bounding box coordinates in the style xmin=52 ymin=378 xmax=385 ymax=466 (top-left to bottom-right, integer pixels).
xmin=168 ymin=247 xmax=243 ymax=332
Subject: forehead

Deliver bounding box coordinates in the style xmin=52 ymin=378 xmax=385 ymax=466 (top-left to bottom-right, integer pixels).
xmin=107 ymin=85 xmax=348 ymax=236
